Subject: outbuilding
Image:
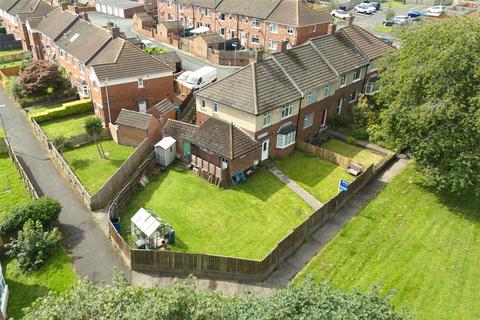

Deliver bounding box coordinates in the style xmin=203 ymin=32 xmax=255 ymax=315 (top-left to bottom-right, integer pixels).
xmin=130 ymin=208 xmax=174 ymax=249
xmin=155 ymin=136 xmax=176 ymax=167
xmin=114 ymin=108 xmax=161 ymax=147
xmin=96 ymin=0 xmax=145 ymax=18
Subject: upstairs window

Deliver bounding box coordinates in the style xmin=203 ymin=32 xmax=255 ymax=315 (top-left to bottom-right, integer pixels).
xmin=324 ymin=84 xmax=331 ymax=97
xmin=263 ymin=111 xmax=272 ymax=127
xmin=270 ymin=23 xmax=278 ymax=34
xmin=252 ymin=18 xmax=261 ymax=28
xmin=213 ymin=102 xmax=219 ymax=113
xmin=218 ymin=12 xmax=225 ymax=21
xmin=307 ymin=90 xmax=317 ymax=105
xmin=201 ymin=99 xmax=206 ymax=109
xmin=353 ymin=68 xmax=362 ymax=81
xmin=287 ymin=26 xmax=294 ymax=34
xmin=281 ymin=103 xmax=293 ymax=119
xmin=138 ymin=78 xmax=144 ymax=88
xmin=340 ymin=73 xmax=347 ymax=86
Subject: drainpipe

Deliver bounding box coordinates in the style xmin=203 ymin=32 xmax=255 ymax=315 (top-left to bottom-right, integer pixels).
xmin=295 ymin=97 xmax=304 ymax=143
xmin=105 ymin=77 xmax=112 ymax=125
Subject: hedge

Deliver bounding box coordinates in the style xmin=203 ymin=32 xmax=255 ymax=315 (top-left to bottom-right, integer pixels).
xmin=31 ymin=99 xmax=92 ymax=123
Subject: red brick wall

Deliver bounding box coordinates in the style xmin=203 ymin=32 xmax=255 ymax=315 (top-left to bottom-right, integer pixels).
xmin=118 ymin=125 xmax=148 ymax=147
xmin=296 ymin=23 xmax=329 ymax=45
xmin=255 ymin=115 xmax=299 ymax=159
xmin=229 ymin=148 xmax=261 ymax=176
xmin=124 ymin=6 xmax=146 ymax=18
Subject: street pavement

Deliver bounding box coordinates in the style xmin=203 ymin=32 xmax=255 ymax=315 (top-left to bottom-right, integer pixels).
xmin=0 ymin=86 xmax=130 ymax=283
xmin=87 ymin=11 xmax=238 ymax=80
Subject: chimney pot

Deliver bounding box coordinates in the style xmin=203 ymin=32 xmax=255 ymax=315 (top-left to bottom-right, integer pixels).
xmin=280 ymin=40 xmax=289 ymax=52
xmin=328 ymin=22 xmax=337 ymax=34
xmin=256 ymin=49 xmax=264 ymax=62
xmin=346 ymin=15 xmax=354 ymax=27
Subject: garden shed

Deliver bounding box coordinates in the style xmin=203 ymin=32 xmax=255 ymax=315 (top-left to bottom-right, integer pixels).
xmin=130 ymin=208 xmax=174 ymax=249
xmin=155 ymin=136 xmax=176 ymax=167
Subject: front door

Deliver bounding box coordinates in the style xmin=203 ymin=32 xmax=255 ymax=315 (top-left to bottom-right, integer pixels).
xmin=240 ymin=32 xmax=247 ymax=46
xmin=261 ymin=139 xmax=269 ymax=161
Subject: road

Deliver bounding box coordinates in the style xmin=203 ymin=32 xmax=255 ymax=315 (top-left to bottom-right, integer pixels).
xmin=87 ymin=11 xmax=238 ymax=80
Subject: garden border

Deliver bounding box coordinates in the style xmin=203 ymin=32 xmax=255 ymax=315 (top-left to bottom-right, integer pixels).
xmin=107 ymin=144 xmax=397 ymax=282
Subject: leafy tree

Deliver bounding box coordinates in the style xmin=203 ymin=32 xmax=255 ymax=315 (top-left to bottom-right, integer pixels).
xmin=384 ymin=4 xmax=395 ymax=21
xmin=5 ymin=220 xmax=61 ymax=272
xmin=23 ymin=275 xmax=408 ymax=319
xmin=7 ymin=76 xmax=22 ymax=98
xmin=376 ymin=17 xmax=480 ymax=193
xmin=144 ymin=46 xmax=167 ymax=55
xmin=84 ymin=116 xmax=106 ymax=158
xmin=52 ymin=136 xmax=73 ymax=153
xmin=328 ymin=0 xmax=339 ymax=11
xmin=16 ymin=60 xmax=67 ymax=98
xmin=0 ymin=197 xmax=61 ymax=235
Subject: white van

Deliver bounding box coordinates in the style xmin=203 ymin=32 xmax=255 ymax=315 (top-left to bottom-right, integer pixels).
xmin=182 ymin=66 xmax=217 ymax=90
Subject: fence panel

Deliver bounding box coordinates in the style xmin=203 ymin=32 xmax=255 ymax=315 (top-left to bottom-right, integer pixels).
xmin=30 ymin=118 xmax=50 ymax=149
xmin=296 ymin=141 xmax=353 ymax=168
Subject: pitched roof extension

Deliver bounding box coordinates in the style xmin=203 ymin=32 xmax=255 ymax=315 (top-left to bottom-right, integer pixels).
xmin=267 ymin=0 xmax=331 ymax=27
xmin=116 ymin=108 xmax=153 ymax=130
xmin=35 ymin=8 xmax=78 ymax=40
xmin=151 ymin=98 xmax=175 ymax=115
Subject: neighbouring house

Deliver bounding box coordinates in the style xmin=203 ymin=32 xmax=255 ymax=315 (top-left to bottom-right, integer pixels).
xmin=23 ymin=6 xmax=174 ymax=124
xmin=187 ymin=32 xmax=225 ymax=59
xmin=133 ymin=11 xmax=155 ymax=32
xmin=155 ymin=20 xmax=181 ymax=45
xmin=115 ymin=108 xmax=161 ymax=146
xmin=0 ymin=0 xmax=55 ymax=51
xmin=163 ymin=117 xmax=261 ymax=187
xmin=157 ymin=0 xmax=332 ymax=51
xmin=95 ymin=0 xmax=145 ymax=18
xmin=152 ymin=51 xmax=182 ymax=72
xmin=195 ymin=24 xmax=394 ymax=159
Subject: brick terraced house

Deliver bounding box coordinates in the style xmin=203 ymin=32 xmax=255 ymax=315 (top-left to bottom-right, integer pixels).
xmin=157 ymin=0 xmax=331 ymax=52
xmin=195 ymin=24 xmax=394 ymax=159
xmin=22 ymin=6 xmax=174 ymax=124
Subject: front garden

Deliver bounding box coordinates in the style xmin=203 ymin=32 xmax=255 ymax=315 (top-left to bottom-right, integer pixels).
xmin=40 ymin=112 xmax=94 ymax=139
xmin=62 ymin=139 xmax=134 ymax=194
xmin=320 ymin=139 xmax=386 ymax=167
xmin=296 ymin=164 xmax=480 ymax=320
xmin=120 ymin=164 xmax=312 ymax=260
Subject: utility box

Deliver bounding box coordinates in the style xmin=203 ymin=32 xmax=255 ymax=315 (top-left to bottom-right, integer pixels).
xmin=155 ymin=136 xmax=176 ymax=167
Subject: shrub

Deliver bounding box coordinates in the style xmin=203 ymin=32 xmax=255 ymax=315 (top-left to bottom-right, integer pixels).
xmin=352 ymin=127 xmax=370 ymax=141
xmin=7 ymin=76 xmax=21 ymax=98
xmin=327 ymin=114 xmax=350 ymax=129
xmin=346 ymin=136 xmax=356 ymax=144
xmin=52 ymin=136 xmax=74 ymax=152
xmin=17 ymin=60 xmax=67 ymax=98
xmin=144 ymin=47 xmax=167 ymax=55
xmin=32 ymin=100 xmax=93 ymax=123
xmin=0 ymin=197 xmax=62 ymax=235
xmin=5 ymin=220 xmax=61 ymax=272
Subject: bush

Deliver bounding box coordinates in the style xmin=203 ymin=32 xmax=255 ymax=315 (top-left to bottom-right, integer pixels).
xmin=352 ymin=127 xmax=370 ymax=141
xmin=0 ymin=197 xmax=62 ymax=235
xmin=327 ymin=114 xmax=350 ymax=129
xmin=17 ymin=60 xmax=67 ymax=98
xmin=144 ymin=47 xmax=167 ymax=55
xmin=52 ymin=136 xmax=74 ymax=152
xmin=346 ymin=136 xmax=356 ymax=144
xmin=7 ymin=76 xmax=21 ymax=98
xmin=32 ymin=99 xmax=93 ymax=123
xmin=5 ymin=220 xmax=61 ymax=272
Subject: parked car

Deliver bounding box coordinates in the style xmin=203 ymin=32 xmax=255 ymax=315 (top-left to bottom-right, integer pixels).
xmin=407 ymin=9 xmax=424 ymax=20
xmin=354 ymin=3 xmax=376 ymax=14
xmin=180 ymin=66 xmax=217 ymax=91
xmin=363 ymin=1 xmax=380 ymax=11
xmin=383 ymin=19 xmax=394 ymax=26
xmin=141 ymin=39 xmax=156 ymax=48
xmin=394 ymin=15 xmax=410 ymax=25
xmin=425 ymin=5 xmax=445 ymax=16
xmin=377 ymin=35 xmax=393 ymax=45
xmin=331 ymin=9 xmax=351 ymax=19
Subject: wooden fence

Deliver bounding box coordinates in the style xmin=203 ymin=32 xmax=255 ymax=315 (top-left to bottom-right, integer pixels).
xmin=2 ymin=138 xmax=39 ymax=199
xmin=107 ymin=149 xmax=384 ymax=281
xmin=297 ymin=141 xmax=357 ymax=169
xmin=90 ymin=139 xmax=153 ymax=210
xmin=30 ymin=118 xmax=50 ymax=149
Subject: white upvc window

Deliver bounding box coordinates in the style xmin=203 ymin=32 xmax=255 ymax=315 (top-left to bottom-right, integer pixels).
xmin=370 ymin=59 xmax=377 ymax=71
xmin=276 ymin=131 xmax=296 ymax=149
xmin=167 ymin=0 xmax=173 ymax=8
xmin=252 ymin=18 xmax=261 ymax=28
xmin=205 ymin=8 xmax=211 ymax=16
xmin=353 ymin=67 xmax=362 ymax=82
xmin=79 ymin=63 xmax=84 ymax=73
xmin=138 ymin=78 xmax=144 ymax=88
xmin=365 ymin=82 xmax=380 ymax=95
xmin=263 ymin=111 xmax=272 ymax=127
xmin=287 ymin=26 xmax=294 ymax=34
xmin=252 ymin=35 xmax=260 ymax=44
xmin=307 ymin=89 xmax=317 ymax=105
xmin=218 ymin=12 xmax=225 ymax=21
xmin=268 ymin=40 xmax=278 ymax=50
xmin=324 ymin=84 xmax=331 ymax=97
xmin=340 ymin=73 xmax=347 ymax=87
xmin=270 ymin=23 xmax=278 ymax=34
xmin=281 ymin=103 xmax=293 ymax=119
xmin=81 ymin=85 xmax=89 ymax=97
xmin=304 ymin=113 xmax=314 ymax=128
xmin=349 ymin=90 xmax=358 ymax=103
xmin=219 ymin=28 xmax=225 ymax=36
xmin=213 ymin=102 xmax=219 ymax=113
xmin=201 ymin=98 xmax=206 ymax=110
xmin=167 ymin=13 xmax=173 ymax=21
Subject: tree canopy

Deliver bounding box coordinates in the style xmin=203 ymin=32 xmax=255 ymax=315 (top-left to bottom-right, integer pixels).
xmin=16 ymin=60 xmax=66 ymax=98
xmin=376 ymin=17 xmax=480 ymax=193
xmin=23 ymin=276 xmax=408 ymax=320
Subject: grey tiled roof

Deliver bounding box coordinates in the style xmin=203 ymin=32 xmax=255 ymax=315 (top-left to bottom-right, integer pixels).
xmin=272 ymin=42 xmax=337 ymax=92
xmin=197 ymin=32 xmax=224 ymax=45
xmin=91 ymin=41 xmax=173 ymax=82
xmin=309 ymin=33 xmax=369 ymax=74
xmin=56 ymin=18 xmax=112 ymax=64
xmin=194 ymin=117 xmax=260 ymax=159
xmin=177 ymin=0 xmax=222 ymax=9
xmin=36 ymin=8 xmax=78 ymax=41
xmin=267 ymin=0 xmax=331 ymax=26
xmin=17 ymin=1 xmax=54 ymax=23
xmin=152 ymin=98 xmax=175 ymax=115
xmin=153 ymin=51 xmax=181 ymax=65
xmin=163 ymin=119 xmax=198 ymax=141
xmin=161 ymin=20 xmax=179 ymax=31
xmin=116 ymin=109 xmax=153 ymax=130
xmin=0 ymin=0 xmax=19 ymax=12
xmin=216 ymin=0 xmax=282 ymax=19
xmin=337 ymin=25 xmax=395 ymax=61
xmin=88 ymin=38 xmax=124 ymax=66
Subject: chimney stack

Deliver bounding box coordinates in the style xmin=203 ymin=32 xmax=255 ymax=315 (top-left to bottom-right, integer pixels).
xmin=256 ymin=49 xmax=264 ymax=62
xmin=327 ymin=22 xmax=337 ymax=34
xmin=80 ymin=11 xmax=89 ymax=21
xmin=110 ymin=26 xmax=120 ymax=38
xmin=60 ymin=2 xmax=67 ymax=11
xmin=72 ymin=5 xmax=80 ymax=14
xmin=346 ymin=15 xmax=354 ymax=28
xmin=280 ymin=40 xmax=289 ymax=53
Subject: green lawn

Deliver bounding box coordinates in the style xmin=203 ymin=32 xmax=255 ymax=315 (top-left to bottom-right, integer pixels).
xmin=373 ymin=25 xmax=393 ymax=33
xmin=27 ymin=102 xmax=66 ymax=119
xmin=120 ymin=165 xmax=311 ymax=259
xmin=2 ymin=245 xmax=76 ymax=319
xmin=275 ymin=150 xmax=355 ymax=203
xmin=62 ymin=139 xmax=134 ymax=194
xmin=0 ymin=60 xmax=23 ymax=69
xmin=40 ymin=112 xmax=94 ymax=138
xmin=320 ymin=139 xmax=386 ymax=167
xmin=0 ymin=48 xmax=23 ymax=57
xmin=0 ymin=153 xmax=31 ymax=222
xmin=384 ymin=0 xmax=406 ymax=8
xmin=297 ymin=165 xmax=480 ymax=320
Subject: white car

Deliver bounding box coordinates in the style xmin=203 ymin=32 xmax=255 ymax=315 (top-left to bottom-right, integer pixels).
xmin=354 ymin=3 xmax=375 ymax=14
xmin=331 ymin=9 xmax=351 ymax=19
xmin=425 ymin=5 xmax=445 ymax=16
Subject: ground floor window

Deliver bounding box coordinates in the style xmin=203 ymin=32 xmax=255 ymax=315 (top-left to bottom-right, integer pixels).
xmin=277 ymin=131 xmax=296 ymax=149
xmin=349 ymin=90 xmax=358 ymax=103
xmin=303 ymin=113 xmax=314 ymax=128
xmin=252 ymin=35 xmax=260 ymax=44
xmin=365 ymin=82 xmax=380 ymax=95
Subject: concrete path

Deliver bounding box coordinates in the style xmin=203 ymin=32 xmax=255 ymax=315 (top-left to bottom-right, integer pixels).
xmin=0 ymin=87 xmax=130 ymax=283
xmin=268 ymin=165 xmax=323 ymax=210
xmin=131 ymin=156 xmax=409 ymax=296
